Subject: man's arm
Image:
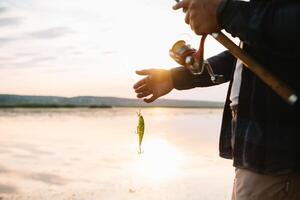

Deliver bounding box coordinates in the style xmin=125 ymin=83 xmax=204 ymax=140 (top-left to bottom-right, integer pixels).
xmin=133 ymin=51 xmax=235 ymax=102
xmin=171 ymin=50 xmax=235 ymax=90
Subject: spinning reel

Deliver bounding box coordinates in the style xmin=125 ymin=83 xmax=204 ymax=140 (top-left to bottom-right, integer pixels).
xmin=169 ymin=34 xmax=224 ymax=84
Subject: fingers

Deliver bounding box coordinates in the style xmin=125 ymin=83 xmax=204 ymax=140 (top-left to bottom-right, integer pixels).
xmin=135 ymin=84 xmax=149 ymax=93
xmin=185 ymin=9 xmax=191 ymax=24
xmin=135 ymin=69 xmax=154 ymax=76
xmin=134 ymin=69 xmax=154 ymax=89
xmin=137 ymin=90 xmax=152 ymax=98
xmin=134 ymin=76 xmax=152 ymax=99
xmin=144 ymin=95 xmax=158 ymax=103
xmin=133 ymin=69 xmax=159 ymax=103
xmin=133 ymin=77 xmax=147 ymax=89
xmin=173 ymin=0 xmax=190 ymax=24
xmin=172 ymin=0 xmax=189 ymax=10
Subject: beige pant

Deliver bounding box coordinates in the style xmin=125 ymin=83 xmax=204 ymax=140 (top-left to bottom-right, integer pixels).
xmin=232 ymin=168 xmax=300 ymax=200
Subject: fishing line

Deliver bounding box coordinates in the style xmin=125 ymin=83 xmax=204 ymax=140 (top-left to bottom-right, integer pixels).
xmin=176 ymin=32 xmax=194 ymax=46
xmin=114 ymin=51 xmax=137 ymax=84
xmin=114 ymin=51 xmax=143 ymax=110
xmin=113 ymin=50 xmax=145 ymax=153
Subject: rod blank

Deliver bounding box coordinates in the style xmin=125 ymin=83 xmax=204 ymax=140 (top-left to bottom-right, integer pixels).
xmin=211 ymin=32 xmax=298 ymax=105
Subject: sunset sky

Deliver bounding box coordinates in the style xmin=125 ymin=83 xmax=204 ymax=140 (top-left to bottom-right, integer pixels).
xmin=0 ymin=0 xmax=234 ymax=102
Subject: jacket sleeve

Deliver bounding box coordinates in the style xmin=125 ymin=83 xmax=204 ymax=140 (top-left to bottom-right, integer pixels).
xmin=171 ymin=50 xmax=235 ymax=90
xmin=217 ymin=0 xmax=300 ymax=53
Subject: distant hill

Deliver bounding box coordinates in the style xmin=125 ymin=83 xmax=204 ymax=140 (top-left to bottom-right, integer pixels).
xmin=0 ymin=94 xmax=224 ymax=108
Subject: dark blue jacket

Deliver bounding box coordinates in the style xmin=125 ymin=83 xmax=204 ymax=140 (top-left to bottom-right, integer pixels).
xmin=171 ymin=0 xmax=300 ymax=175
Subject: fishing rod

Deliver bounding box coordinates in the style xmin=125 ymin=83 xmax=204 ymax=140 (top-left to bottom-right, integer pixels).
xmin=172 ymin=0 xmax=299 ymax=105
xmin=211 ymin=32 xmax=298 ymax=105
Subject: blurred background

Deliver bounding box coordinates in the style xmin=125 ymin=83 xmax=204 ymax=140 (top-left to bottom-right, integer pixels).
xmin=0 ymin=0 xmax=235 ymax=199
xmin=0 ymin=0 xmax=229 ymax=101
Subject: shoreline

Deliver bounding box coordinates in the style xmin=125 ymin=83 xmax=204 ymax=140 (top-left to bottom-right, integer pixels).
xmin=0 ymin=106 xmax=224 ymax=109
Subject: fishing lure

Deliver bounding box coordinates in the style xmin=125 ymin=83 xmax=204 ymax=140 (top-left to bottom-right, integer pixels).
xmin=136 ymin=110 xmax=145 ymax=154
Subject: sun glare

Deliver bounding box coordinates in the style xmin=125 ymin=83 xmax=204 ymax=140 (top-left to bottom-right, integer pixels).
xmin=134 ymin=138 xmax=184 ymax=183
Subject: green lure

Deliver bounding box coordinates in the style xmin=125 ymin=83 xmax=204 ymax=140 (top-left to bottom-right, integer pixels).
xmin=136 ymin=110 xmax=145 ymax=153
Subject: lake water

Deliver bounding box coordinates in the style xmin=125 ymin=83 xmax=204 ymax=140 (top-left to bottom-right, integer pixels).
xmin=0 ymin=108 xmax=234 ymax=200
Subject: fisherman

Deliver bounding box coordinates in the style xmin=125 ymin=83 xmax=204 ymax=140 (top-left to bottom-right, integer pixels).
xmin=133 ymin=0 xmax=300 ymax=199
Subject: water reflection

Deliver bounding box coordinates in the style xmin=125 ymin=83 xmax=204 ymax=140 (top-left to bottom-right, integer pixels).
xmin=133 ymin=138 xmax=184 ymax=183
xmin=0 ymin=108 xmax=233 ymax=199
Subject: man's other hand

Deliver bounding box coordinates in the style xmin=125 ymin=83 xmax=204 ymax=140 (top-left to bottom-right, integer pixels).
xmin=133 ymin=69 xmax=174 ymax=103
xmin=173 ymin=0 xmax=221 ymax=35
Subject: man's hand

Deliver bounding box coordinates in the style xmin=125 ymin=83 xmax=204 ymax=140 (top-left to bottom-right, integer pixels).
xmin=133 ymin=69 xmax=174 ymax=103
xmin=173 ymin=0 xmax=221 ymax=35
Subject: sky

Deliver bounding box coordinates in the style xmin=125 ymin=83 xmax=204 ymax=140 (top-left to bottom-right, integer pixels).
xmin=0 ymin=0 xmax=236 ymax=102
